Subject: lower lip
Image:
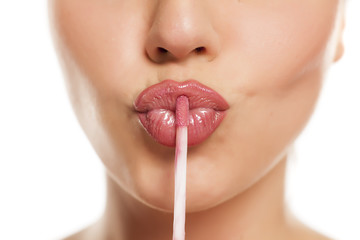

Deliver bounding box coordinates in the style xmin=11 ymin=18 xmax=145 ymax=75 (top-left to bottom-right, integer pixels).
xmin=138 ymin=108 xmax=226 ymax=147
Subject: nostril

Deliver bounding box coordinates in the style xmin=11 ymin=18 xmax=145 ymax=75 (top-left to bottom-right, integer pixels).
xmin=158 ymin=47 xmax=168 ymax=53
xmin=195 ymin=47 xmax=205 ymax=54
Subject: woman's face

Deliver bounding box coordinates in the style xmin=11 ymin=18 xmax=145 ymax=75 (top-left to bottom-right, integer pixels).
xmin=48 ymin=0 xmax=344 ymax=212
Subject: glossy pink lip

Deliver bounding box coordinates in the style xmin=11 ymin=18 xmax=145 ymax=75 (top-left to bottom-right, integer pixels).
xmin=134 ymin=79 xmax=229 ymax=147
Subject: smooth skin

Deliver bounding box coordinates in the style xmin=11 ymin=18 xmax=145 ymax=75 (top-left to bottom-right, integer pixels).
xmin=48 ymin=0 xmax=345 ymax=239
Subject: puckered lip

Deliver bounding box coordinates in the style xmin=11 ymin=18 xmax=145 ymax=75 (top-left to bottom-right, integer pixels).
xmin=133 ymin=79 xmax=229 ymax=112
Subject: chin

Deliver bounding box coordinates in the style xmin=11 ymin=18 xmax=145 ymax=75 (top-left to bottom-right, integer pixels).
xmin=128 ymin=172 xmax=236 ymax=214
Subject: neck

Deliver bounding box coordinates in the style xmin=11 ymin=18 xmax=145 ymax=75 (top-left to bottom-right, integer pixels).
xmin=99 ymin=156 xmax=289 ymax=240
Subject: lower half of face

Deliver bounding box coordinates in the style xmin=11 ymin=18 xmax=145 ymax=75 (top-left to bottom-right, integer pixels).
xmin=48 ymin=0 xmax=344 ymax=212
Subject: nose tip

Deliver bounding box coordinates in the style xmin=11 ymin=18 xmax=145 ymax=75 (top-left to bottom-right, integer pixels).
xmin=145 ymin=1 xmax=219 ymax=63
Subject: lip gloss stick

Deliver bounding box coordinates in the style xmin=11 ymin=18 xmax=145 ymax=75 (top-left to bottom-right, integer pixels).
xmin=173 ymin=96 xmax=189 ymax=240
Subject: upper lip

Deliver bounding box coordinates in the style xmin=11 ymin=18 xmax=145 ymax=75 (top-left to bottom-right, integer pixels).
xmin=134 ymin=79 xmax=229 ymax=112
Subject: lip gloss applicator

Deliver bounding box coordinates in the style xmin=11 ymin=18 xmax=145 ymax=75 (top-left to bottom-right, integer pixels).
xmin=172 ymin=95 xmax=189 ymax=240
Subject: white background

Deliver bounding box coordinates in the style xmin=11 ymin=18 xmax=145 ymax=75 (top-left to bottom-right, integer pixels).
xmin=0 ymin=1 xmax=359 ymax=240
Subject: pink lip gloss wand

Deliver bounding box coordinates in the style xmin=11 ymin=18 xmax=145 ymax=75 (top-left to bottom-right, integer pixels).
xmin=172 ymin=96 xmax=189 ymax=240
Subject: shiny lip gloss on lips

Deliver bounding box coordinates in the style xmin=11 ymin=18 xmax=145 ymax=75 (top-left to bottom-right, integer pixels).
xmin=134 ymin=79 xmax=230 ymax=147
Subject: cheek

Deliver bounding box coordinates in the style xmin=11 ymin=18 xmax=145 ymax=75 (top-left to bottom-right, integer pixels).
xmin=219 ymin=1 xmax=339 ymax=93
xmin=198 ymin=1 xmax=341 ymax=199
xmin=50 ymin=0 xmax=150 ymax=103
xmin=212 ymin=1 xmax=340 ymax=160
xmin=49 ymin=0 xmax=159 ymax=194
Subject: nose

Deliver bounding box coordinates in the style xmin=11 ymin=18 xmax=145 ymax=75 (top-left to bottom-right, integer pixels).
xmin=145 ymin=0 xmax=220 ymax=63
